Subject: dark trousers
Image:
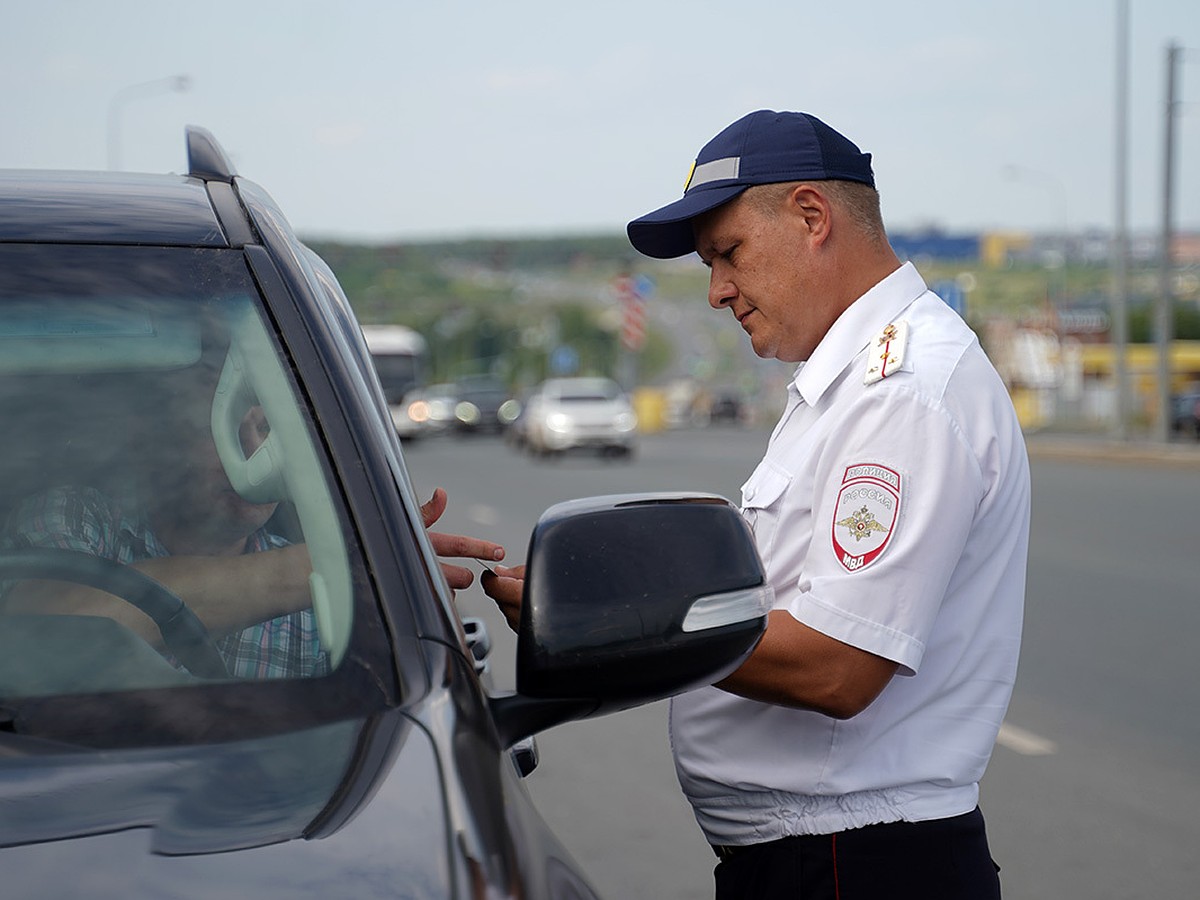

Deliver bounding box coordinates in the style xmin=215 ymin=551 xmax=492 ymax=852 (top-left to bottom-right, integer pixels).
xmin=713 ymin=807 xmax=1001 ymax=900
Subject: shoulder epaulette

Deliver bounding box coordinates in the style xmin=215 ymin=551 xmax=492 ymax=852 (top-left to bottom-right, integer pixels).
xmin=864 ymin=321 xmax=908 ymax=385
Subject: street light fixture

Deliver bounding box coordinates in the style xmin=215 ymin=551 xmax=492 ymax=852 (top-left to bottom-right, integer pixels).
xmin=106 ymin=75 xmax=191 ymax=171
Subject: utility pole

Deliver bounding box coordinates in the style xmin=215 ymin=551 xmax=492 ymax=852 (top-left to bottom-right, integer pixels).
xmin=1111 ymin=0 xmax=1130 ymax=439
xmin=1154 ymin=42 xmax=1181 ymax=443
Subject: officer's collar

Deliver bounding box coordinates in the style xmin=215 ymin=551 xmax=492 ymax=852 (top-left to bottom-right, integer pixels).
xmin=793 ymin=262 xmax=926 ymax=406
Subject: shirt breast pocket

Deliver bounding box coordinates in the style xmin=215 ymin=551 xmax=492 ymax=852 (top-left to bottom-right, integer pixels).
xmin=740 ymin=460 xmax=793 ymax=564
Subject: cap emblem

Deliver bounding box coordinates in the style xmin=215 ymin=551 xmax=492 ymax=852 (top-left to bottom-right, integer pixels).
xmin=683 ymin=161 xmax=697 ymax=192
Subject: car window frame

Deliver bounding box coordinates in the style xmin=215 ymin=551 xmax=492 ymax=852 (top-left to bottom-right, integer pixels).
xmin=236 ymin=184 xmax=461 ymax=688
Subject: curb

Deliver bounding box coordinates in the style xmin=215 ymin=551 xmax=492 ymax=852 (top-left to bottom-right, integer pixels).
xmin=1024 ymin=434 xmax=1200 ymax=468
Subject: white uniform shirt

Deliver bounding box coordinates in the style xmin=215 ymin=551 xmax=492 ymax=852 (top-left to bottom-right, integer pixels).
xmin=670 ymin=262 xmax=1030 ymax=844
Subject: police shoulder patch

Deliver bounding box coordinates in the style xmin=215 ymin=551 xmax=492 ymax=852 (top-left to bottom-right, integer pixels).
xmin=831 ymin=463 xmax=902 ymax=572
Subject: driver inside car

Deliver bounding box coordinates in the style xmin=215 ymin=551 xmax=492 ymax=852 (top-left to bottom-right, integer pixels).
xmin=0 ymin=345 xmax=505 ymax=680
xmin=1 ymin=353 xmax=326 ymax=679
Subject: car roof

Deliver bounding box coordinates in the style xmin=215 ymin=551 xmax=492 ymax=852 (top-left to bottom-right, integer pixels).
xmin=0 ymin=170 xmax=228 ymax=247
xmin=457 ymin=374 xmax=506 ymax=389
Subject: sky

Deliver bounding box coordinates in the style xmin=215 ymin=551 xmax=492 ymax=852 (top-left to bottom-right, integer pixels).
xmin=2 ymin=0 xmax=1198 ymax=244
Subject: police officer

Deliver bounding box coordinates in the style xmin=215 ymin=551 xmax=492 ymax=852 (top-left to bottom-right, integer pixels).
xmin=486 ymin=110 xmax=1029 ymax=899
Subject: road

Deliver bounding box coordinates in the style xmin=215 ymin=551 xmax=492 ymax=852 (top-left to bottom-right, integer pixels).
xmin=401 ymin=427 xmax=1200 ymax=900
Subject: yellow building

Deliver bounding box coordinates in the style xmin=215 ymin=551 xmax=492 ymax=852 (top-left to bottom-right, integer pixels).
xmin=981 ymin=232 xmax=1033 ymax=269
xmin=1008 ymin=340 xmax=1200 ymax=430
xmin=1079 ymin=341 xmax=1200 ymax=389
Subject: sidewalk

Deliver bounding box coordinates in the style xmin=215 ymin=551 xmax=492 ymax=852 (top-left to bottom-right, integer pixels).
xmin=1024 ymin=430 xmax=1200 ymax=468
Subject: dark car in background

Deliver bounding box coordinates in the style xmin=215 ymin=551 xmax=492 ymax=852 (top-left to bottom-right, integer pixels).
xmin=453 ymin=375 xmax=519 ymax=434
xmin=1170 ymin=389 xmax=1200 ymax=439
xmin=0 ymin=129 xmax=771 ymax=898
xmin=707 ymin=389 xmax=746 ymax=426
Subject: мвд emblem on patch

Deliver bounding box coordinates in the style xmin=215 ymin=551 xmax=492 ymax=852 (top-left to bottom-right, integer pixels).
xmin=832 ymin=463 xmax=902 ymax=572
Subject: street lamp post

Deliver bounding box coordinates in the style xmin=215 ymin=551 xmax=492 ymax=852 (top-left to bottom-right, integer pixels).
xmin=1111 ymin=0 xmax=1131 ymax=439
xmin=106 ymin=75 xmax=191 ymax=171
xmin=1154 ymin=43 xmax=1182 ymax=443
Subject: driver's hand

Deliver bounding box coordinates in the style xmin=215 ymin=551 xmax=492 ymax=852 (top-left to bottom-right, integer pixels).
xmin=420 ymin=487 xmax=505 ymax=592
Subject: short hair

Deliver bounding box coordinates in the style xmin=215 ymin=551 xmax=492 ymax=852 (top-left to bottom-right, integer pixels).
xmin=742 ymin=180 xmax=887 ymax=244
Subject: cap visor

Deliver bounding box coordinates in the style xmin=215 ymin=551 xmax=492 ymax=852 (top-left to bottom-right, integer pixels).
xmin=626 ymin=183 xmax=747 ymax=259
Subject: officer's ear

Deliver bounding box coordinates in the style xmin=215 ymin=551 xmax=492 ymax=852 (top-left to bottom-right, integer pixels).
xmin=787 ymin=184 xmax=832 ymax=244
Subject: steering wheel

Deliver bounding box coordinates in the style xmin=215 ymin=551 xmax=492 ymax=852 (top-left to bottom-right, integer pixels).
xmin=0 ymin=549 xmax=229 ymax=679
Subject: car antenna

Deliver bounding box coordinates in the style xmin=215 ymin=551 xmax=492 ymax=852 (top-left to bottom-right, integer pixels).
xmin=185 ymin=126 xmax=237 ymax=183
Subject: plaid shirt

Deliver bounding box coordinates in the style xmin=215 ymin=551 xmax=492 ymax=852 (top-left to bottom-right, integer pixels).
xmin=1 ymin=485 xmax=329 ymax=680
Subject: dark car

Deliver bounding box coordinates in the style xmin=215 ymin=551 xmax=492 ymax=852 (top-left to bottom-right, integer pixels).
xmin=0 ymin=129 xmax=770 ymax=898
xmin=1170 ymin=390 xmax=1200 ymax=440
xmin=708 ymin=390 xmax=746 ymax=426
xmin=453 ymin=375 xmax=519 ymax=434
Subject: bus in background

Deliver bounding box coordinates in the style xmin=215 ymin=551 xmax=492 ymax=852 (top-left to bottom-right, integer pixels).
xmin=361 ymin=325 xmax=428 ymax=438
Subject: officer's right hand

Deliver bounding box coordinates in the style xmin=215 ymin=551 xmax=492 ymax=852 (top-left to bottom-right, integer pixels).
xmin=481 ymin=564 xmax=524 ymax=633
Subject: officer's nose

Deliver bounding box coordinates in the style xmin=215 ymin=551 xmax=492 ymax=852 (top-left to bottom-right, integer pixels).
xmin=708 ymin=271 xmax=737 ymax=310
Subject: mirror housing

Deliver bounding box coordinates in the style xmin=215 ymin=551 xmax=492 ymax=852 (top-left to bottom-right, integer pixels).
xmin=491 ymin=493 xmax=771 ymax=746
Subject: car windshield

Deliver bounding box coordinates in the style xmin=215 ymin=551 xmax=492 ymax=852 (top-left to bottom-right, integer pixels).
xmin=556 ymin=380 xmax=621 ymax=402
xmin=462 ymin=388 xmax=508 ymax=402
xmin=0 ymin=244 xmax=357 ymax=705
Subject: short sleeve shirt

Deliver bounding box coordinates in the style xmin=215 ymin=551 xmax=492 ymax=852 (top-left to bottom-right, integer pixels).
xmin=1 ymin=485 xmax=329 ymax=680
xmin=669 ymin=263 xmax=1030 ymax=843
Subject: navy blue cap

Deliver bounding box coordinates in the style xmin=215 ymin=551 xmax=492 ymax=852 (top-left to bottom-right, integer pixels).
xmin=627 ymin=110 xmax=875 ymax=259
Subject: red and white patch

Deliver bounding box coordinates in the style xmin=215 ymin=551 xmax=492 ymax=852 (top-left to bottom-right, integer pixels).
xmin=831 ymin=464 xmax=901 ymax=572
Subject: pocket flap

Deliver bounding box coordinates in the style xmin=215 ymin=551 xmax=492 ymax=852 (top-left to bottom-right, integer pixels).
xmin=740 ymin=460 xmax=791 ymax=510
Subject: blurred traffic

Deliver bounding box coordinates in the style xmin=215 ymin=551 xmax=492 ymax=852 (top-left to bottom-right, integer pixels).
xmin=343 ymin=225 xmax=1200 ymax=459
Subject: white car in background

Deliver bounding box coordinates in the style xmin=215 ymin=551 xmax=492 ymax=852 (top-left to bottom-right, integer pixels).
xmin=391 ymin=382 xmax=459 ymax=440
xmin=523 ymin=377 xmax=637 ymax=458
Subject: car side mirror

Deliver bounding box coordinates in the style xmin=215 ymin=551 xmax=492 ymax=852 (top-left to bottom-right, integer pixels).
xmin=490 ymin=493 xmax=771 ymax=746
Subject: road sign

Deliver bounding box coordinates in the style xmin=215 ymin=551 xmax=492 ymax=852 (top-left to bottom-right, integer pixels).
xmin=549 ymin=344 xmax=579 ymax=376
xmin=615 ymin=274 xmax=653 ymax=351
xmin=933 ymin=280 xmax=966 ymax=318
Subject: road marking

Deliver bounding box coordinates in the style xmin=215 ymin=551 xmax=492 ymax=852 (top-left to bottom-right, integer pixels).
xmin=468 ymin=503 xmax=499 ymax=526
xmin=996 ymin=721 xmax=1057 ymax=756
